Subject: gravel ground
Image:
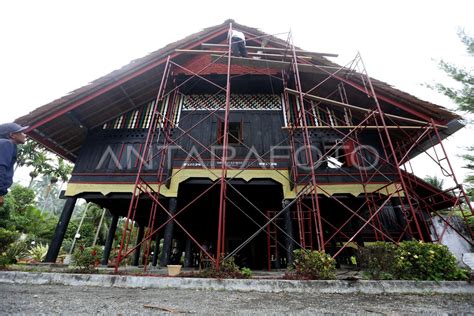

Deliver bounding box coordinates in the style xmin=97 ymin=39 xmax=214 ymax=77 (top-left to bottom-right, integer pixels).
xmin=1 ymin=283 xmax=473 ymax=315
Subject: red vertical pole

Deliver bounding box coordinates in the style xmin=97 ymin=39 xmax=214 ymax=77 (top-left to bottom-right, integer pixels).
xmin=352 ymin=129 xmax=383 ymax=241
xmin=289 ymin=32 xmax=325 ymax=251
xmin=216 ymin=23 xmax=233 ymax=270
xmin=115 ymin=57 xmax=172 ymax=273
xmin=266 ymin=210 xmax=272 ymax=271
xmin=282 ymin=79 xmax=307 ymax=248
xmin=358 ymin=56 xmax=425 ymax=241
xmin=431 ymin=119 xmax=474 ymax=239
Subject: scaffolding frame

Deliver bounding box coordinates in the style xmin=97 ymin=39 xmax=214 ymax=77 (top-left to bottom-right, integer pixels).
xmin=114 ymin=23 xmax=474 ymax=273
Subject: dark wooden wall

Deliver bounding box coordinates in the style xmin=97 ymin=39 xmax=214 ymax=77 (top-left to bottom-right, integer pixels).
xmin=70 ymin=105 xmax=395 ymax=185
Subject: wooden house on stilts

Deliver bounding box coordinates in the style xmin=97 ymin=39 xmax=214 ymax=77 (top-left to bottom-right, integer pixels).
xmin=16 ymin=20 xmax=473 ymax=271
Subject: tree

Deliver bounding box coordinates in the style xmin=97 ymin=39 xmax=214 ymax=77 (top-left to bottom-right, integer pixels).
xmin=11 ymin=204 xmax=58 ymax=243
xmin=26 ymin=150 xmax=52 ymax=188
xmin=423 ymin=175 xmax=444 ymax=190
xmin=17 ymin=140 xmax=75 ymax=215
xmin=15 ymin=139 xmax=39 ymax=171
xmin=39 ymin=158 xmax=73 ymax=214
xmin=31 ymin=175 xmax=66 ymax=215
xmin=430 ymin=30 xmax=473 ymax=197
xmin=430 ymin=30 xmax=473 ymax=113
xmin=7 ymin=184 xmax=35 ymax=214
xmin=429 ymin=30 xmax=474 ymax=231
xmin=63 ymin=202 xmax=111 ymax=251
xmin=464 ymin=154 xmax=474 ymax=198
xmin=51 ymin=158 xmax=73 ymax=192
xmin=83 ymin=203 xmax=111 ymax=246
xmin=0 ymin=185 xmax=58 ymax=244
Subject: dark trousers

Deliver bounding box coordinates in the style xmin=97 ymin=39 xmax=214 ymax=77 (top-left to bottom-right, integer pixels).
xmin=231 ymin=37 xmax=248 ymax=57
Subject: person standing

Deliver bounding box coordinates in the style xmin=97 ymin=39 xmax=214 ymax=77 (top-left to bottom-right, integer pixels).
xmin=229 ymin=29 xmax=248 ymax=58
xmin=0 ymin=123 xmax=28 ymax=206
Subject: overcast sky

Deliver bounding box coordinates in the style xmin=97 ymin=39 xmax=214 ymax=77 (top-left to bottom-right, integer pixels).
xmin=1 ymin=0 xmax=473 ymax=183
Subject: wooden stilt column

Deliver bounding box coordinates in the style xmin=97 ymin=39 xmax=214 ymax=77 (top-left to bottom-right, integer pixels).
xmin=283 ymin=199 xmax=295 ymax=266
xmin=160 ymin=198 xmax=177 ymax=266
xmin=45 ymin=197 xmax=77 ymax=263
xmin=184 ymin=238 xmax=192 ymax=267
xmin=132 ymin=224 xmax=145 ymax=266
xmin=101 ymin=214 xmax=119 ymax=265
xmin=152 ymin=235 xmax=161 ymax=266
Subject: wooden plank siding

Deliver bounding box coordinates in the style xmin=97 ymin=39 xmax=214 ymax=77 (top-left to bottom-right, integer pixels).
xmin=69 ymin=103 xmax=397 ymax=187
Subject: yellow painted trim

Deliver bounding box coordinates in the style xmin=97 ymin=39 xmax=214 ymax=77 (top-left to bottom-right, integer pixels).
xmin=65 ymin=169 xmax=402 ymax=199
xmin=296 ymin=183 xmax=403 ymax=198
xmin=65 ymin=169 xmax=293 ymax=198
xmin=65 ymin=183 xmax=144 ymax=197
xmin=167 ymin=169 xmax=294 ymax=198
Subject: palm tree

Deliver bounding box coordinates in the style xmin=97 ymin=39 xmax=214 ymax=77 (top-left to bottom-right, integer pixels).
xmin=26 ymin=150 xmax=52 ymax=188
xmin=41 ymin=158 xmax=73 ymax=213
xmin=68 ymin=202 xmax=111 ymax=248
xmin=32 ymin=175 xmax=62 ymax=214
xmin=463 ymin=153 xmax=474 ymax=200
xmin=87 ymin=204 xmax=111 ymax=245
xmin=15 ymin=139 xmax=38 ymax=171
xmin=52 ymin=158 xmax=74 ymax=197
xmin=423 ymin=175 xmax=445 ymax=190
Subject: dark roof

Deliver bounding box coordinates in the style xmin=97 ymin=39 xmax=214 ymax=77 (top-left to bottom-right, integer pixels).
xmin=15 ymin=19 xmax=462 ymax=161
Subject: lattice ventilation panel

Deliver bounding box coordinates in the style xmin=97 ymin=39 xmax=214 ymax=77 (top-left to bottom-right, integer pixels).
xmin=182 ymin=94 xmax=282 ymax=111
xmin=102 ymin=94 xmax=283 ymax=129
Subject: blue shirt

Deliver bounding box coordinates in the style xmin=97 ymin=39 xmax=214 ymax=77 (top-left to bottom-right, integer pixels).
xmin=0 ymin=138 xmax=17 ymax=196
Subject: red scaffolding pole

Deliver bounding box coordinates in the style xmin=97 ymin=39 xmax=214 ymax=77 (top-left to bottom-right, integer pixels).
xmin=112 ymin=24 xmax=472 ymax=275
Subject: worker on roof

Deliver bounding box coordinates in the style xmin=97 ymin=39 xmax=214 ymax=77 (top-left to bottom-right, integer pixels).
xmin=0 ymin=123 xmax=28 ymax=206
xmin=228 ymin=29 xmax=248 ymax=58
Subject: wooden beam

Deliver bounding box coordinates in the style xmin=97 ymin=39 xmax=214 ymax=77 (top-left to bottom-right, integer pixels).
xmin=284 ymin=88 xmax=447 ymax=128
xmin=210 ymin=55 xmax=347 ymax=75
xmin=27 ymin=129 xmax=77 ymax=161
xmin=67 ymin=111 xmax=88 ymax=130
xmin=119 ymin=85 xmax=137 ymax=108
xmin=202 ymin=43 xmax=338 ymax=58
xmin=282 ymin=125 xmax=434 ymax=130
xmin=175 ymin=49 xmax=312 ymax=59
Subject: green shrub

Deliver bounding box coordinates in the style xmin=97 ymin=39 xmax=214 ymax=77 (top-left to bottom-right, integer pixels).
xmin=6 ymin=240 xmax=29 ymax=263
xmin=0 ymin=228 xmax=18 ymax=252
xmin=291 ymin=249 xmax=336 ymax=279
xmin=0 ymin=255 xmax=10 ymax=267
xmin=198 ymin=256 xmax=248 ymax=279
xmin=8 ymin=185 xmax=35 ymax=214
xmin=28 ymin=243 xmax=49 ymax=262
xmin=72 ymin=245 xmax=103 ymax=272
xmin=0 ymin=228 xmax=19 ymax=267
xmin=358 ymin=241 xmax=468 ymax=281
xmin=393 ymin=241 xmax=468 ymax=281
xmin=61 ymin=239 xmax=73 ymax=254
xmin=240 ymin=267 xmax=253 ymax=279
xmin=358 ymin=242 xmax=397 ymax=280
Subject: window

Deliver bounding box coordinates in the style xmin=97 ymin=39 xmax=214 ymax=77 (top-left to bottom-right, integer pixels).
xmin=217 ymin=120 xmax=243 ymax=144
